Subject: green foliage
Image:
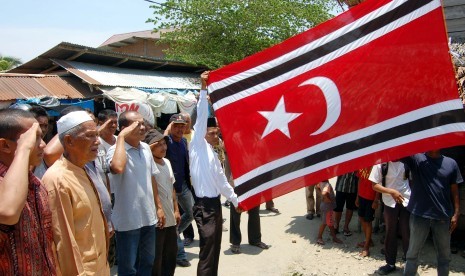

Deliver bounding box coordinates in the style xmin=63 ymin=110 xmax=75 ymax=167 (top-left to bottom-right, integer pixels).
xmin=0 ymin=55 xmax=22 ymax=71
xmin=147 ymin=0 xmax=335 ymax=69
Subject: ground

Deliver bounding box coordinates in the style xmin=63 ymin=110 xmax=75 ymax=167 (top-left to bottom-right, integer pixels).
xmin=111 ymin=178 xmax=465 ymax=275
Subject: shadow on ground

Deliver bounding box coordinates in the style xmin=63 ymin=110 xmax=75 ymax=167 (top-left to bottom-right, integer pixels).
xmin=284 ymin=214 xmax=465 ymax=275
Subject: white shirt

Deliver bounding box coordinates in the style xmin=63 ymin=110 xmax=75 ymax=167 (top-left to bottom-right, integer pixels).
xmin=369 ymin=161 xmax=411 ymax=208
xmin=189 ymin=89 xmax=239 ymax=207
xmin=107 ymin=141 xmax=159 ymax=231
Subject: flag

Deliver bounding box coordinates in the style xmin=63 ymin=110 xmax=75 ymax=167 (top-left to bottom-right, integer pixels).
xmin=208 ymin=0 xmax=465 ymax=210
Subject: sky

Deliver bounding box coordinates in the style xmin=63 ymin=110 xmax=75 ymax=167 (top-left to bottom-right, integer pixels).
xmin=0 ymin=0 xmax=157 ymax=63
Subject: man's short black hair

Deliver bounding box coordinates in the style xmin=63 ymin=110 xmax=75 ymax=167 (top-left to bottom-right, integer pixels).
xmin=98 ymin=109 xmax=117 ymax=122
xmin=118 ymin=111 xmax=138 ymax=128
xmin=0 ymin=109 xmax=35 ymax=141
xmin=29 ymin=105 xmax=48 ymax=119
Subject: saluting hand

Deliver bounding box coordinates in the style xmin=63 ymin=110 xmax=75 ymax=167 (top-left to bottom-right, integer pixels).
xmin=118 ymin=121 xmax=140 ymax=138
xmin=98 ymin=118 xmax=113 ymax=136
xmin=16 ymin=123 xmax=41 ymax=155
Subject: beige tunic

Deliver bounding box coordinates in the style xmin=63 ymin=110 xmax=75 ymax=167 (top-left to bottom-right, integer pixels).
xmin=42 ymin=157 xmax=109 ymax=276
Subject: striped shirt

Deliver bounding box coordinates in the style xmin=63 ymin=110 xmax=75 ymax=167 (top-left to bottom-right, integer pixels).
xmin=335 ymin=172 xmax=358 ymax=194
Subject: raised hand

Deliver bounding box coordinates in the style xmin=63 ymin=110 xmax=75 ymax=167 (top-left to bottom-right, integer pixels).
xmin=98 ymin=118 xmax=113 ymax=136
xmin=16 ymin=123 xmax=40 ymax=155
xmin=118 ymin=121 xmax=140 ymax=138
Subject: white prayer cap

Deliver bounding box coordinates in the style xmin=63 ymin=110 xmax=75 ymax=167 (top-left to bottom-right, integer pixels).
xmin=57 ymin=111 xmax=93 ymax=135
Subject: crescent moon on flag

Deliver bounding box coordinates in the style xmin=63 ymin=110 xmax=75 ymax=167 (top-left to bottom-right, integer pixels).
xmin=299 ymin=76 xmax=341 ymax=136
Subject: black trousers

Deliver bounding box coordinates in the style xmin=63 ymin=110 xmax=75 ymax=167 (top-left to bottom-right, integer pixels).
xmin=230 ymin=205 xmax=261 ymax=245
xmin=383 ymin=203 xmax=410 ymax=265
xmin=193 ymin=196 xmax=222 ymax=276
xmin=152 ymin=226 xmax=177 ymax=276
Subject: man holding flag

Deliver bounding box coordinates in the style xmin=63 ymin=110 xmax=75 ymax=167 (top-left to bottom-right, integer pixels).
xmin=189 ymin=71 xmax=242 ymax=276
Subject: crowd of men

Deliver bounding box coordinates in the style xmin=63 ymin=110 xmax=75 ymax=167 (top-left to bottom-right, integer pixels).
xmin=0 ymin=70 xmax=463 ymax=276
xmin=0 ymin=71 xmax=260 ymax=276
xmin=307 ymin=152 xmax=463 ymax=275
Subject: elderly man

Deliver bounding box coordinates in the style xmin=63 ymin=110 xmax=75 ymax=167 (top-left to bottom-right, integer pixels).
xmin=107 ymin=111 xmax=165 ymax=276
xmin=189 ymin=71 xmax=242 ymax=275
xmin=0 ymin=109 xmax=57 ymax=275
xmin=42 ymin=110 xmax=109 ymax=275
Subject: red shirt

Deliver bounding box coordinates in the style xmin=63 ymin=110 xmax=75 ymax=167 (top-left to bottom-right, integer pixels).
xmin=357 ymin=167 xmax=376 ymax=200
xmin=0 ymin=163 xmax=57 ymax=276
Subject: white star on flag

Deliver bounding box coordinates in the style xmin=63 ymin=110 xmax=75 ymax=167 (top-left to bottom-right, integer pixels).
xmin=258 ymin=96 xmax=302 ymax=139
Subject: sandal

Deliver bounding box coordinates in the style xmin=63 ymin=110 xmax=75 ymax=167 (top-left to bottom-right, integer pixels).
xmin=231 ymin=244 xmax=241 ymax=254
xmin=266 ymin=207 xmax=280 ymax=214
xmin=317 ymin=238 xmax=325 ymax=245
xmin=250 ymin=241 xmax=270 ymax=249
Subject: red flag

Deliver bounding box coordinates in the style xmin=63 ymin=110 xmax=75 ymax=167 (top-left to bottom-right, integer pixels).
xmin=208 ymin=0 xmax=465 ymax=210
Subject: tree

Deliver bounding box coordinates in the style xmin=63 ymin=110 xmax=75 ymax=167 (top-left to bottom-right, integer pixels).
xmin=148 ymin=0 xmax=336 ymax=68
xmin=0 ymin=55 xmax=22 ymax=72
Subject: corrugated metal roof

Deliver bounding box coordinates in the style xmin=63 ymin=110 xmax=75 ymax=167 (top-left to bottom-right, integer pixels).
xmin=53 ymin=60 xmax=201 ymax=89
xmin=9 ymin=42 xmax=206 ymax=74
xmin=0 ymin=73 xmax=99 ymax=100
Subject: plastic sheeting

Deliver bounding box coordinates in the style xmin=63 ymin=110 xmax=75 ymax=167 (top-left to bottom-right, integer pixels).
xmin=100 ymin=87 xmax=198 ymax=120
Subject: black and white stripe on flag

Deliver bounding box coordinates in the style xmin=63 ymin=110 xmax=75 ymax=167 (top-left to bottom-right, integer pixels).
xmin=210 ymin=0 xmax=440 ymax=109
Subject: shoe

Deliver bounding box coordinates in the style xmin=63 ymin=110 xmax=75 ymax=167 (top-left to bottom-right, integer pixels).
xmin=250 ymin=241 xmax=270 ymax=249
xmin=266 ymin=207 xmax=280 ymax=213
xmin=183 ymin=238 xmax=193 ymax=246
xmin=316 ymin=214 xmax=321 ymax=218
xmin=377 ymin=264 xmax=396 ymax=275
xmin=306 ymin=213 xmax=314 ymax=220
xmin=231 ymin=244 xmax=241 ymax=254
xmin=176 ymin=259 xmax=191 ymax=267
